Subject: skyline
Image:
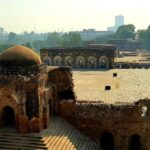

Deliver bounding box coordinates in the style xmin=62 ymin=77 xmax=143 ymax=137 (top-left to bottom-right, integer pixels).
xmin=0 ymin=0 xmax=150 ymax=33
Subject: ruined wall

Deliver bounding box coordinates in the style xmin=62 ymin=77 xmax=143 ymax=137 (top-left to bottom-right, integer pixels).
xmin=47 ymin=67 xmax=75 ymax=100
xmin=0 ymin=65 xmax=48 ymax=133
xmin=58 ymin=99 xmax=150 ymax=150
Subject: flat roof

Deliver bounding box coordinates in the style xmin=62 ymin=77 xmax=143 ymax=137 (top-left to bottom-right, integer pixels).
xmin=41 ymin=45 xmax=116 ymax=52
xmin=73 ymin=69 xmax=150 ymax=104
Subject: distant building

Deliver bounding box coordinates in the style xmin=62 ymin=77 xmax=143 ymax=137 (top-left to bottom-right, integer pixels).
xmin=0 ymin=27 xmax=7 ymax=41
xmin=0 ymin=27 xmax=4 ymax=33
xmin=115 ymin=15 xmax=124 ymax=28
xmin=108 ymin=39 xmax=142 ymax=51
xmin=107 ymin=26 xmax=116 ymax=32
xmin=107 ymin=15 xmax=124 ymax=32
xmin=69 ymin=29 xmax=113 ymax=41
xmin=41 ymin=44 xmax=116 ymax=69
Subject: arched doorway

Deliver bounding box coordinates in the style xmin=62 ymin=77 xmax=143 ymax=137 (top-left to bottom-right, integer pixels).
xmin=100 ymin=132 xmax=114 ymax=150
xmin=88 ymin=56 xmax=97 ymax=68
xmin=65 ymin=56 xmax=73 ymax=66
xmin=2 ymin=106 xmax=15 ymax=126
xmin=129 ymin=134 xmax=142 ymax=150
xmin=99 ymin=56 xmax=109 ymax=69
xmin=53 ymin=56 xmax=62 ymax=66
xmin=43 ymin=56 xmax=52 ymax=66
xmin=76 ymin=56 xmax=85 ymax=68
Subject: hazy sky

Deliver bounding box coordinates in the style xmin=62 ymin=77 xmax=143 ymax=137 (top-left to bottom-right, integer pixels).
xmin=0 ymin=0 xmax=150 ymax=33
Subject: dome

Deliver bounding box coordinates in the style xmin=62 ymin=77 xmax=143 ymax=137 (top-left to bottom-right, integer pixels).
xmin=0 ymin=45 xmax=42 ymax=67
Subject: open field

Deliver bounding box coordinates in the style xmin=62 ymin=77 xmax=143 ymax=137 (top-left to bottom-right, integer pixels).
xmin=73 ymin=69 xmax=150 ymax=104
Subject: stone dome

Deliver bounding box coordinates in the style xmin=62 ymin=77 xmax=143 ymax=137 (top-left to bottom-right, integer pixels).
xmin=0 ymin=45 xmax=42 ymax=67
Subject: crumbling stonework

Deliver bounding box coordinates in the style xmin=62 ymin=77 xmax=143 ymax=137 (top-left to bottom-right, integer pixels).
xmin=0 ymin=45 xmax=75 ymax=134
xmin=58 ymin=99 xmax=150 ymax=150
xmin=1 ymin=45 xmax=150 ymax=150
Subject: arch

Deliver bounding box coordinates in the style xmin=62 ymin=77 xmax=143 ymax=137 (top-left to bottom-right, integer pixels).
xmin=99 ymin=56 xmax=109 ymax=69
xmin=0 ymin=89 xmax=19 ymax=104
xmin=88 ymin=56 xmax=97 ymax=68
xmin=100 ymin=132 xmax=114 ymax=150
xmin=76 ymin=56 xmax=85 ymax=68
xmin=53 ymin=55 xmax=62 ymax=66
xmin=43 ymin=56 xmax=52 ymax=66
xmin=2 ymin=106 xmax=15 ymax=126
xmin=129 ymin=134 xmax=142 ymax=150
xmin=65 ymin=56 xmax=73 ymax=66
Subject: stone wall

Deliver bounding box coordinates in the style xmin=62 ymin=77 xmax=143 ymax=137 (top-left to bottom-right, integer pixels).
xmin=58 ymin=99 xmax=150 ymax=150
xmin=47 ymin=67 xmax=75 ymax=100
xmin=0 ymin=64 xmax=48 ymax=133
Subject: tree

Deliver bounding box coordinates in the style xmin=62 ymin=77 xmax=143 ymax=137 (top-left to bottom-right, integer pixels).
xmin=61 ymin=33 xmax=82 ymax=47
xmin=24 ymin=42 xmax=32 ymax=49
xmin=138 ymin=26 xmax=150 ymax=50
xmin=0 ymin=43 xmax=15 ymax=53
xmin=8 ymin=32 xmax=18 ymax=43
xmin=115 ymin=24 xmax=135 ymax=39
xmin=32 ymin=40 xmax=46 ymax=51
xmin=46 ymin=32 xmax=61 ymax=47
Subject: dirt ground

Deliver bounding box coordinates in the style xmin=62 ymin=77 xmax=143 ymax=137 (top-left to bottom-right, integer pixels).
xmin=73 ymin=69 xmax=150 ymax=104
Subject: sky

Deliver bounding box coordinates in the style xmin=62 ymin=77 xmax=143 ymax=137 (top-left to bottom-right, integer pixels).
xmin=0 ymin=0 xmax=150 ymax=33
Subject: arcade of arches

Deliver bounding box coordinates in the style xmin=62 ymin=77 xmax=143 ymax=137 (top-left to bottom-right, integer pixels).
xmin=43 ymin=55 xmax=110 ymax=69
xmin=40 ymin=46 xmax=115 ymax=69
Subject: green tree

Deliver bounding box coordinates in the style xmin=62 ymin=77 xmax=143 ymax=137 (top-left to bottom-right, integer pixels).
xmin=0 ymin=43 xmax=15 ymax=53
xmin=32 ymin=40 xmax=47 ymax=51
xmin=25 ymin=42 xmax=32 ymax=48
xmin=46 ymin=32 xmax=61 ymax=47
xmin=115 ymin=24 xmax=135 ymax=39
xmin=138 ymin=26 xmax=150 ymax=50
xmin=8 ymin=32 xmax=18 ymax=43
xmin=61 ymin=33 xmax=82 ymax=47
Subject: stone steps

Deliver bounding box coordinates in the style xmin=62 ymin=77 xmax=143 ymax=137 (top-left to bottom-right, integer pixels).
xmin=40 ymin=117 xmax=100 ymax=150
xmin=0 ymin=129 xmax=47 ymax=150
xmin=0 ymin=117 xmax=100 ymax=150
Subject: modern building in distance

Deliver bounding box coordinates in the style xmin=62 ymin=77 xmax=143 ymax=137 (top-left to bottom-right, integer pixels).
xmin=69 ymin=29 xmax=113 ymax=41
xmin=115 ymin=15 xmax=124 ymax=28
xmin=0 ymin=27 xmax=7 ymax=41
xmin=107 ymin=15 xmax=124 ymax=32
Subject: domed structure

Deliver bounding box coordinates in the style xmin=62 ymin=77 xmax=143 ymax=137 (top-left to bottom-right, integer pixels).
xmin=0 ymin=45 xmax=42 ymax=67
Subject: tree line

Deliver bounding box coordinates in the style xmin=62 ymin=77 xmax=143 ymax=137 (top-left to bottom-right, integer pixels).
xmin=0 ymin=32 xmax=82 ymax=53
xmin=0 ymin=24 xmax=150 ymax=53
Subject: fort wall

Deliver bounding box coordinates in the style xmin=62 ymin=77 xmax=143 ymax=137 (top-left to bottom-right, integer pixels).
xmin=58 ymin=100 xmax=150 ymax=150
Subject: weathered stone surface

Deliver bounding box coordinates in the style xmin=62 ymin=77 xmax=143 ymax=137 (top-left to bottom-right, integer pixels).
xmin=18 ymin=115 xmax=29 ymax=134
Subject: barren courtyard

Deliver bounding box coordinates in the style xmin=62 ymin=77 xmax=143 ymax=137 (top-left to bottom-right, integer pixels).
xmin=73 ymin=69 xmax=150 ymax=103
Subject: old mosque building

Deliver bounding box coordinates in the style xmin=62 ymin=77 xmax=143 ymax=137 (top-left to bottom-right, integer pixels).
xmin=0 ymin=45 xmax=149 ymax=150
xmin=40 ymin=45 xmax=116 ymax=69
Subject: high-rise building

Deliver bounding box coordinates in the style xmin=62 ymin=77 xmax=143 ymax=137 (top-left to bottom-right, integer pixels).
xmin=115 ymin=15 xmax=124 ymax=28
xmin=107 ymin=15 xmax=124 ymax=32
